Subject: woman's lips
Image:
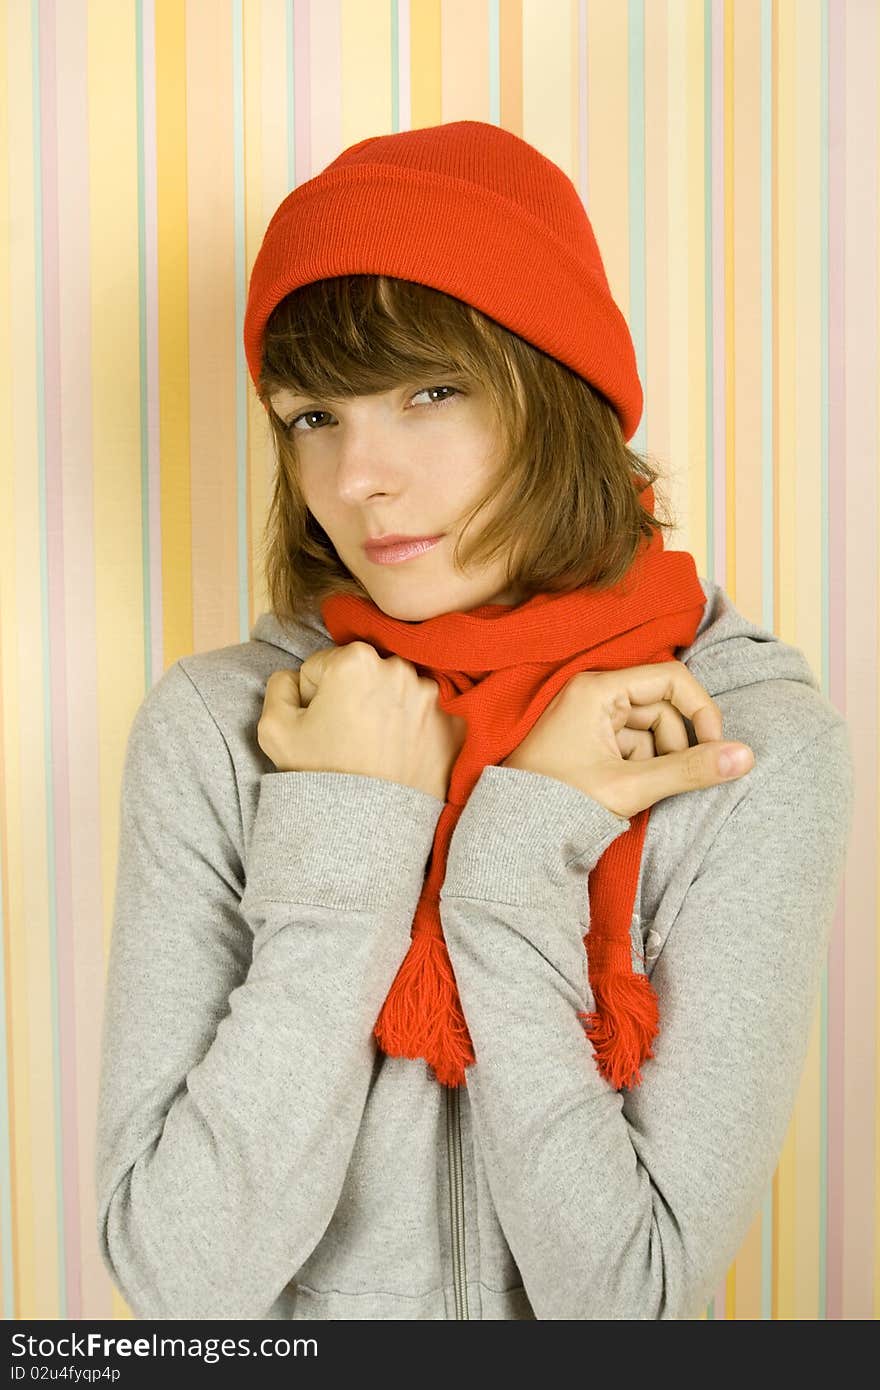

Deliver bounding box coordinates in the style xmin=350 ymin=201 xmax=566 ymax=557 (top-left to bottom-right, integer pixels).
xmin=363 ymin=535 xmax=444 ymax=565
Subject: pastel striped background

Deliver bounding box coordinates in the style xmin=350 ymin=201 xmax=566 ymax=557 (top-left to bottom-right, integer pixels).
xmin=0 ymin=0 xmax=876 ymax=1322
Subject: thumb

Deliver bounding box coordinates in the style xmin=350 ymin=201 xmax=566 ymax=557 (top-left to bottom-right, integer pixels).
xmin=298 ymin=647 xmax=334 ymax=705
xmin=663 ymin=739 xmax=755 ymax=797
xmin=619 ymin=739 xmax=754 ymax=816
xmin=265 ymin=667 xmax=302 ymax=710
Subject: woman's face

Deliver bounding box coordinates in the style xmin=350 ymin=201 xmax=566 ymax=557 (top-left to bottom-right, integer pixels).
xmin=269 ymin=379 xmax=525 ymax=620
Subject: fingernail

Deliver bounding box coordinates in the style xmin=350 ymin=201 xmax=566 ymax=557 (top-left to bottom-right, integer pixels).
xmin=718 ymin=746 xmax=751 ymax=776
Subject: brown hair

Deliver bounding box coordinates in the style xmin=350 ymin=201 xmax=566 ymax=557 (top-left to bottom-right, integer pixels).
xmin=255 ymin=274 xmax=677 ymax=625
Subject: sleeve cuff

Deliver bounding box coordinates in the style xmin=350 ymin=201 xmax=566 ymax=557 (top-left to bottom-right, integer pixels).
xmin=241 ymin=770 xmax=445 ymax=913
xmin=441 ymin=763 xmax=631 ymax=911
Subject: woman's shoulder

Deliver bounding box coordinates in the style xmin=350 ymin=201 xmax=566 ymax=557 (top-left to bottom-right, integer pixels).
xmin=122 ymin=614 xmax=338 ymax=855
xmin=150 ymin=608 xmax=334 ymax=757
xmin=679 ymin=575 xmax=849 ymax=765
xmin=635 ymin=577 xmax=854 ymax=945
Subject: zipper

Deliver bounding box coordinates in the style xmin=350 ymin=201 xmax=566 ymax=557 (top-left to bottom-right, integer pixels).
xmin=446 ymin=1083 xmax=470 ymax=1318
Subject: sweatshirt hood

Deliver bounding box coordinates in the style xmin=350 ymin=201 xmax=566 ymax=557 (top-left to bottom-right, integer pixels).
xmin=248 ymin=576 xmax=820 ymax=700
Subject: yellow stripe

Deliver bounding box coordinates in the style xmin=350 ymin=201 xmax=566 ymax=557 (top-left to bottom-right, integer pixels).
xmin=156 ymin=0 xmax=193 ymax=664
xmin=2 ymin=0 xmax=45 ymax=1321
xmin=736 ymin=1209 xmax=763 ymax=1320
xmin=0 ymin=0 xmax=9 ymax=1318
xmin=522 ymin=0 xmax=572 ymax=177
xmin=442 ymin=0 xmax=489 ymax=121
xmin=723 ymin=0 xmax=736 ymax=603
xmin=794 ymin=997 xmax=824 ymax=1316
xmin=685 ymin=0 xmax=709 ymax=572
xmin=499 ymin=0 xmax=523 ymax=133
xmin=668 ymin=0 xmax=700 ymax=571
xmin=186 ymin=1 xmax=237 ymax=655
xmin=342 ymin=1 xmax=392 ymax=141
xmin=411 ymin=0 xmax=442 ymax=130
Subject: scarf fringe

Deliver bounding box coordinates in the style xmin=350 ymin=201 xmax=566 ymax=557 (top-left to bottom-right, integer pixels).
xmin=374 ymin=929 xmax=475 ymax=1088
xmin=578 ymin=971 xmax=660 ymax=1091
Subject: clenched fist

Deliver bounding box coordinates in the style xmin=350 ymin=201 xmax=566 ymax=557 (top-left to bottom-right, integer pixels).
xmin=502 ymin=660 xmax=755 ymax=820
xmin=257 ymin=641 xmax=467 ymax=803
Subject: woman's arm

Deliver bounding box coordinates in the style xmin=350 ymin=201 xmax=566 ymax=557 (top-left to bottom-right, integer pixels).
xmin=439 ymin=717 xmax=855 ymax=1320
xmin=95 ymin=660 xmax=445 ymax=1320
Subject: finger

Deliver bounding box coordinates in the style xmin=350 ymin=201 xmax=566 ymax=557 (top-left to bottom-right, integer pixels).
xmin=617 ymin=699 xmax=689 ymax=756
xmin=615 ymin=662 xmax=724 ymax=745
xmin=298 ymin=645 xmax=338 ymax=703
xmin=616 ymin=728 xmax=656 ymax=761
xmin=265 ymin=667 xmax=302 ymax=709
xmin=668 ymin=662 xmax=724 ymax=743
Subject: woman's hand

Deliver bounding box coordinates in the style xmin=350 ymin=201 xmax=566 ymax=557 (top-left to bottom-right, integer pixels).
xmin=257 ymin=641 xmax=467 ymax=803
xmin=501 ymin=660 xmax=755 ymax=820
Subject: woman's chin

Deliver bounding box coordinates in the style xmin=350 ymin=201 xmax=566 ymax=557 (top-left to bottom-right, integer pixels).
xmin=352 ymin=563 xmax=524 ymax=621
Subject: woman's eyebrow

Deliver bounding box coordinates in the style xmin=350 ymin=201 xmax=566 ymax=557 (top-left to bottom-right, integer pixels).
xmin=272 ymin=391 xmax=348 ymax=410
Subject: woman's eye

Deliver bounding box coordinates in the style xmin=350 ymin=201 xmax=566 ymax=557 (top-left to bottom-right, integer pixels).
xmin=411 ymin=384 xmax=460 ymax=410
xmin=286 ymin=409 xmax=329 ymax=434
xmin=286 ymin=384 xmax=460 ymax=434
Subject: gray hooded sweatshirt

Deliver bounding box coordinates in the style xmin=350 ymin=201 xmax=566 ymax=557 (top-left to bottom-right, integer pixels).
xmin=94 ymin=575 xmax=855 ymax=1320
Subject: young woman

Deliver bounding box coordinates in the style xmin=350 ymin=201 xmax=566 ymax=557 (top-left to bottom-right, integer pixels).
xmin=95 ymin=121 xmax=854 ymax=1321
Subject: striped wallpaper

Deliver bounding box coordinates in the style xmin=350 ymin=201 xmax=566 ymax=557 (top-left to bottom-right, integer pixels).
xmin=0 ymin=0 xmax=876 ymax=1322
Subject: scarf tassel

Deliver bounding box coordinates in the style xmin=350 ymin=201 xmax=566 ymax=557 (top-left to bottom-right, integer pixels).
xmin=578 ymin=971 xmax=660 ymax=1091
xmin=374 ymin=929 xmax=475 ymax=1088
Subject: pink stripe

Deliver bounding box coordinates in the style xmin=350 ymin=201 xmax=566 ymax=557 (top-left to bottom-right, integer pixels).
xmin=38 ymin=0 xmax=83 ymax=1317
xmin=308 ymin=1 xmax=342 ymax=178
xmin=710 ymin=0 xmax=726 ymax=1317
xmin=839 ymin=0 xmax=879 ymax=1319
xmin=294 ymin=0 xmax=310 ymax=181
xmin=55 ymin=0 xmax=104 ymax=1317
xmin=825 ymin=0 xmax=846 ymax=1324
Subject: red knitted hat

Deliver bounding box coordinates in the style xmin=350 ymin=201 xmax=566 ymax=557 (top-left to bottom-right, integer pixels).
xmin=243 ymin=120 xmax=643 ymax=442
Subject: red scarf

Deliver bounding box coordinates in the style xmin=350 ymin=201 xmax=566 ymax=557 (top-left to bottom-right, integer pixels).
xmin=320 ymin=483 xmax=706 ymax=1090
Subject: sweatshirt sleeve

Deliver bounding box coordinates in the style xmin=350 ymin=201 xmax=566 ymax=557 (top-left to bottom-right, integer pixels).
xmin=438 ymin=718 xmax=855 ymax=1320
xmin=95 ymin=659 xmax=445 ymax=1320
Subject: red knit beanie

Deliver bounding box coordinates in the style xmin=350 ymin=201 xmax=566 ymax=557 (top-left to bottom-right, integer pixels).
xmin=243 ymin=119 xmax=643 ymax=442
